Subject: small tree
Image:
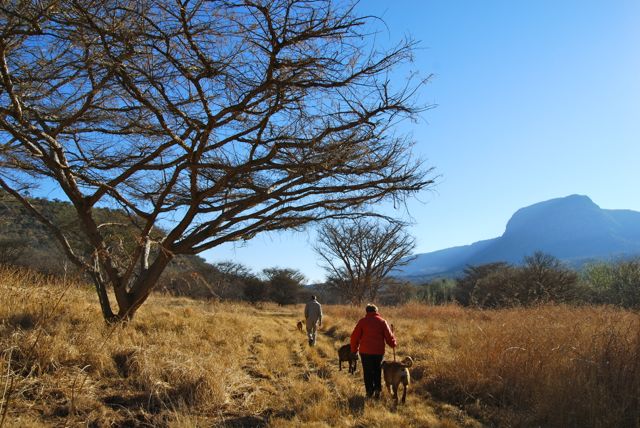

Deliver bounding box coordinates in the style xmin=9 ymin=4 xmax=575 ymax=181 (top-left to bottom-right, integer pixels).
xmin=519 ymin=251 xmax=579 ymax=304
xmin=0 ymin=0 xmax=433 ymax=321
xmin=263 ymin=268 xmax=306 ymax=305
xmin=314 ymin=219 xmax=416 ymax=304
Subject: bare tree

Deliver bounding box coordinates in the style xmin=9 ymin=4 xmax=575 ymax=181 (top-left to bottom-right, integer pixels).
xmin=0 ymin=0 xmax=433 ymax=321
xmin=315 ymin=219 xmax=416 ymax=304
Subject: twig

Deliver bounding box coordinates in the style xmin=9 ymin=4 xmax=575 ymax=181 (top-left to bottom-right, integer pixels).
xmin=69 ymin=365 xmax=91 ymax=415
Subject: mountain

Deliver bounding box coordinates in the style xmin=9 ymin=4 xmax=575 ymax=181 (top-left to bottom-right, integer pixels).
xmin=398 ymin=195 xmax=640 ymax=281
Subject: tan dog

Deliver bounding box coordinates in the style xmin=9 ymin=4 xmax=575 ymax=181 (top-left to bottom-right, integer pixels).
xmin=381 ymin=356 xmax=413 ymax=404
xmin=338 ymin=344 xmax=358 ymax=374
xmin=296 ymin=320 xmax=304 ymax=332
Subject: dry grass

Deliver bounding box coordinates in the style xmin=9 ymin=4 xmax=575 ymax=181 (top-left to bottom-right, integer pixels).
xmin=1 ymin=265 xmax=638 ymax=427
xmin=428 ymin=305 xmax=640 ymax=427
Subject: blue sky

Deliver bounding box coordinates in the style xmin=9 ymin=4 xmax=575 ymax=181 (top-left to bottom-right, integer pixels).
xmin=207 ymin=0 xmax=640 ymax=282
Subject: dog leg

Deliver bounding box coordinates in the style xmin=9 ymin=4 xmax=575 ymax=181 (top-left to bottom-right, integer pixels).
xmin=401 ymin=382 xmax=407 ymax=404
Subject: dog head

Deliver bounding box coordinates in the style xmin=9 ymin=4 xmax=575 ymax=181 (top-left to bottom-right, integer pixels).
xmin=381 ymin=356 xmax=413 ymax=370
xmin=401 ymin=356 xmax=413 ymax=368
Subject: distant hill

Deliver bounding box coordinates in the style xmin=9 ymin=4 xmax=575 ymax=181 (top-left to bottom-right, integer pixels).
xmin=398 ymin=195 xmax=640 ymax=281
xmin=0 ymin=192 xmax=235 ymax=298
xmin=0 ymin=192 xmax=133 ymax=273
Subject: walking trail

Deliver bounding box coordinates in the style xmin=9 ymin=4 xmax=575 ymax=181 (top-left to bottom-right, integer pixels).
xmin=221 ymin=305 xmax=483 ymax=427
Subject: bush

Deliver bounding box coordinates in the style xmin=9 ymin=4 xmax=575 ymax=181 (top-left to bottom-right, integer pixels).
xmin=470 ymin=265 xmax=522 ymax=308
xmin=583 ymin=258 xmax=640 ymax=308
xmin=456 ymin=252 xmax=582 ymax=308
xmin=243 ymin=277 xmax=269 ymax=303
xmin=453 ymin=262 xmax=511 ymax=306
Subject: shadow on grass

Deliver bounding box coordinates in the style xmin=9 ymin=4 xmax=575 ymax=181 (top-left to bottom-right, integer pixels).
xmin=7 ymin=312 xmax=38 ymax=330
xmin=347 ymin=394 xmax=365 ymax=416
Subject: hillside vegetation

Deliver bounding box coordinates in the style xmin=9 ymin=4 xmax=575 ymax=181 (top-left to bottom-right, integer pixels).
xmin=1 ymin=266 xmax=639 ymax=427
xmin=0 ymin=194 xmax=311 ymax=304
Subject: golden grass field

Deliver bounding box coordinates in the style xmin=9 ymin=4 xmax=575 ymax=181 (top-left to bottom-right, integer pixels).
xmin=1 ymin=265 xmax=639 ymax=427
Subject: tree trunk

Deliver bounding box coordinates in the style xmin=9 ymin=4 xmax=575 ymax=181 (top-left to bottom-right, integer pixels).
xmin=368 ymin=278 xmax=381 ymax=302
xmin=91 ymin=274 xmax=117 ymax=322
xmin=115 ymin=250 xmax=173 ymax=321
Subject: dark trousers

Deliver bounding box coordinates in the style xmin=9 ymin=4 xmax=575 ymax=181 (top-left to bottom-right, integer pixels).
xmin=360 ymin=353 xmax=384 ymax=397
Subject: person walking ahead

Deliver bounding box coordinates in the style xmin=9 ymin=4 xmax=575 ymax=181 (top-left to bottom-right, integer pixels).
xmin=304 ymin=295 xmax=323 ymax=346
xmin=350 ymin=304 xmax=396 ymax=398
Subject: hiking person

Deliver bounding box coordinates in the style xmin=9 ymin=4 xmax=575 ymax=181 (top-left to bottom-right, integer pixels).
xmin=350 ymin=304 xmax=396 ymax=398
xmin=304 ymin=295 xmax=323 ymax=346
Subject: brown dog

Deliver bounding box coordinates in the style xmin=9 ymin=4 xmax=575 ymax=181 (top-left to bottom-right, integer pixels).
xmin=338 ymin=344 xmax=358 ymax=374
xmin=381 ymin=356 xmax=413 ymax=404
xmin=297 ymin=320 xmax=304 ymax=332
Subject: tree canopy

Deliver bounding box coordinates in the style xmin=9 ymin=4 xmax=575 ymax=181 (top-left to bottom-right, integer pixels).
xmin=315 ymin=219 xmax=416 ymax=304
xmin=0 ymin=0 xmax=433 ymax=320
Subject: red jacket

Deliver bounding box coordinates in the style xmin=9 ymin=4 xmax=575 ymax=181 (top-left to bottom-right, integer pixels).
xmin=350 ymin=312 xmax=396 ymax=355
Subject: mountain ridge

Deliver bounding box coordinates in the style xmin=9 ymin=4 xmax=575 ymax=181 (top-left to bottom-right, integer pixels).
xmin=398 ymin=195 xmax=640 ymax=280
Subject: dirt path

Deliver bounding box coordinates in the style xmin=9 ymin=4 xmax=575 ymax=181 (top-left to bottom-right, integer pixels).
xmin=222 ymin=306 xmax=483 ymax=427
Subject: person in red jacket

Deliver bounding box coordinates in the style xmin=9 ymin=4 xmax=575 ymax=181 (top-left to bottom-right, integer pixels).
xmin=350 ymin=303 xmax=397 ymax=398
